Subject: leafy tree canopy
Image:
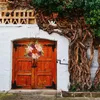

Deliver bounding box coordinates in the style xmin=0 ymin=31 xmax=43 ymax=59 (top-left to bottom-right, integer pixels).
xmin=31 ymin=0 xmax=100 ymax=36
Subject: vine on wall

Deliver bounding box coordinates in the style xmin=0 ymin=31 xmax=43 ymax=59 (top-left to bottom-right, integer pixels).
xmin=36 ymin=12 xmax=94 ymax=91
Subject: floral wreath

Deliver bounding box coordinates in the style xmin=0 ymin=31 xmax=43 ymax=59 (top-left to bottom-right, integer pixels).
xmin=25 ymin=41 xmax=44 ymax=59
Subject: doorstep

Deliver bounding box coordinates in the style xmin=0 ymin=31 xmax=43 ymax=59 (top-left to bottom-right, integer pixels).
xmin=8 ymin=89 xmax=62 ymax=97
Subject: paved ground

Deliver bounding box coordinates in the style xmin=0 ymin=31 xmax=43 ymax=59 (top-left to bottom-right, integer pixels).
xmin=0 ymin=93 xmax=55 ymax=100
xmin=1 ymin=93 xmax=100 ymax=100
xmin=1 ymin=90 xmax=100 ymax=100
xmin=1 ymin=94 xmax=100 ymax=100
xmin=0 ymin=90 xmax=59 ymax=100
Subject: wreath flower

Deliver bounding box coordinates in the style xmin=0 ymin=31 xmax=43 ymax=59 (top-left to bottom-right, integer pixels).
xmin=25 ymin=41 xmax=44 ymax=59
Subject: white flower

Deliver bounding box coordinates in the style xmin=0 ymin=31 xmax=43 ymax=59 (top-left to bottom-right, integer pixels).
xmin=25 ymin=46 xmax=33 ymax=53
xmin=32 ymin=53 xmax=40 ymax=59
xmin=32 ymin=53 xmax=36 ymax=59
xmin=35 ymin=53 xmax=40 ymax=59
xmin=35 ymin=43 xmax=43 ymax=52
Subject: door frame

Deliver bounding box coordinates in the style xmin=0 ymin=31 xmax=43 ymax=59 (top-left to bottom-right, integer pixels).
xmin=12 ymin=38 xmax=57 ymax=89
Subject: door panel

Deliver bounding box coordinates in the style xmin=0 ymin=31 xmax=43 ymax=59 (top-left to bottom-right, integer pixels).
xmin=35 ymin=61 xmax=53 ymax=88
xmin=16 ymin=60 xmax=32 ymax=88
xmin=16 ymin=75 xmax=31 ymax=88
xmin=12 ymin=39 xmax=57 ymax=89
xmin=13 ymin=43 xmax=32 ymax=88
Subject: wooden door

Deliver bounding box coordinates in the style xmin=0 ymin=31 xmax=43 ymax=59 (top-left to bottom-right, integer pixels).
xmin=12 ymin=39 xmax=57 ymax=89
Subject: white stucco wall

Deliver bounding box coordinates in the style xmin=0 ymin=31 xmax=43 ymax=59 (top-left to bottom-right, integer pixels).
xmin=0 ymin=24 xmax=69 ymax=91
xmin=87 ymin=48 xmax=99 ymax=81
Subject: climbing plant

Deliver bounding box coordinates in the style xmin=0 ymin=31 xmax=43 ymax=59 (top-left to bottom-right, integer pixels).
xmin=31 ymin=0 xmax=100 ymax=36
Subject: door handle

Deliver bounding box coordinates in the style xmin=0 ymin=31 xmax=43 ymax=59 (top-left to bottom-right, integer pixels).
xmin=32 ymin=65 xmax=37 ymax=68
xmin=32 ymin=59 xmax=37 ymax=68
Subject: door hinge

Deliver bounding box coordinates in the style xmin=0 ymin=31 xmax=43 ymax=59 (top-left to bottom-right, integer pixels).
xmin=45 ymin=81 xmax=56 ymax=89
xmin=12 ymin=80 xmax=22 ymax=89
xmin=14 ymin=43 xmax=26 ymax=51
xmin=44 ymin=43 xmax=56 ymax=52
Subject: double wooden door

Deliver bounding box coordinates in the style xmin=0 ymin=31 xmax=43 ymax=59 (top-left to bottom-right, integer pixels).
xmin=12 ymin=39 xmax=57 ymax=89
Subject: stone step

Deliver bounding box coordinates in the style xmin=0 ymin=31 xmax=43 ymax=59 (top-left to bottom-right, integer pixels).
xmin=8 ymin=89 xmax=61 ymax=97
xmin=62 ymin=91 xmax=100 ymax=98
xmin=57 ymin=97 xmax=100 ymax=100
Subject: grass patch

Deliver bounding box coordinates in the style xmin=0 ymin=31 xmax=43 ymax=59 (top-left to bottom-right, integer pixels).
xmin=0 ymin=93 xmax=16 ymax=100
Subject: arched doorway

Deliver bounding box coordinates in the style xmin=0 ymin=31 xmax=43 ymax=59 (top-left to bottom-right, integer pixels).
xmin=12 ymin=39 xmax=57 ymax=89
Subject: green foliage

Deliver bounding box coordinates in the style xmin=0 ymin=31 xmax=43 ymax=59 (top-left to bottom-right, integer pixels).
xmin=85 ymin=9 xmax=100 ymax=26
xmin=31 ymin=0 xmax=67 ymax=13
xmin=90 ymin=83 xmax=100 ymax=92
xmin=31 ymin=0 xmax=100 ymax=36
xmin=69 ymin=83 xmax=82 ymax=92
xmin=94 ymin=28 xmax=100 ymax=37
xmin=67 ymin=0 xmax=100 ymax=36
xmin=84 ymin=1 xmax=100 ymax=36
